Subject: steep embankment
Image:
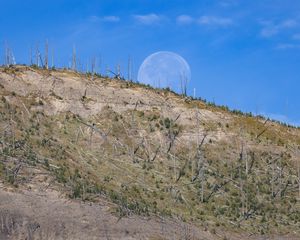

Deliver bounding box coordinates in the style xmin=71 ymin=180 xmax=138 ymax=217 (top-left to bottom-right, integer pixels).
xmin=0 ymin=65 xmax=299 ymax=239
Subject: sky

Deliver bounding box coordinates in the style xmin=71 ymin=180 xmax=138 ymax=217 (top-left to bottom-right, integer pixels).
xmin=0 ymin=0 xmax=300 ymax=126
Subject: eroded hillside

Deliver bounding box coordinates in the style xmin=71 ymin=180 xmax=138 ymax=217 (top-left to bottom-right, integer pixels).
xmin=0 ymin=65 xmax=299 ymax=239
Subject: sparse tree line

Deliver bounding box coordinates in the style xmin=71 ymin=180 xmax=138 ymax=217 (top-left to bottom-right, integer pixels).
xmin=2 ymin=40 xmax=136 ymax=82
xmin=1 ymin=40 xmax=300 ymax=131
xmin=2 ymin=41 xmax=299 ymax=130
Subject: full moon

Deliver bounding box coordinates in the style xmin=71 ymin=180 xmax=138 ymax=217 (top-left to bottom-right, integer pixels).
xmin=137 ymin=51 xmax=191 ymax=93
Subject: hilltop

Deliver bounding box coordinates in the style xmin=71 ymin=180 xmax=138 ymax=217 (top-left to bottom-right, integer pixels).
xmin=0 ymin=65 xmax=299 ymax=240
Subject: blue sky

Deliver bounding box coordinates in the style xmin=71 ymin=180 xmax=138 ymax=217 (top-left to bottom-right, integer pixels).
xmin=1 ymin=0 xmax=300 ymax=125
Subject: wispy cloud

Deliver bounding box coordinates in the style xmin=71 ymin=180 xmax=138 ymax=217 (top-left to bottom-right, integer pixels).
xmin=219 ymin=0 xmax=239 ymax=8
xmin=102 ymin=16 xmax=120 ymax=22
xmin=88 ymin=16 xmax=100 ymax=22
xmin=176 ymin=15 xmax=194 ymax=25
xmin=197 ymin=16 xmax=233 ymax=27
xmin=133 ymin=14 xmax=164 ymax=25
xmin=292 ymin=33 xmax=300 ymax=40
xmin=276 ymin=43 xmax=300 ymax=50
xmin=88 ymin=15 xmax=120 ymax=23
xmin=260 ymin=19 xmax=298 ymax=38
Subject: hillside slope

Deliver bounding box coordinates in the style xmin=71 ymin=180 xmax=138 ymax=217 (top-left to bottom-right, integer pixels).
xmin=0 ymin=65 xmax=299 ymax=239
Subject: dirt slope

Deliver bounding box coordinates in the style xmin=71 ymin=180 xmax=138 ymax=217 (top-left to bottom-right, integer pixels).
xmin=0 ymin=65 xmax=299 ymax=239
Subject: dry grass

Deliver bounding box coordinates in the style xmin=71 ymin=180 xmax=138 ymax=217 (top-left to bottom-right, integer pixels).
xmin=0 ymin=65 xmax=299 ymax=238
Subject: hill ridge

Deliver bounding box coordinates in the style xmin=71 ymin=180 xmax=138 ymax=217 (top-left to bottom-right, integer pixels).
xmin=0 ymin=65 xmax=299 ymax=239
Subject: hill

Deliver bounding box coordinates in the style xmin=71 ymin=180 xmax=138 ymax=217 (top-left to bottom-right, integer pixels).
xmin=0 ymin=65 xmax=299 ymax=240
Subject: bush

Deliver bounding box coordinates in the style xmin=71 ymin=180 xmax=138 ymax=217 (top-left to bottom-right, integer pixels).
xmin=164 ymin=118 xmax=171 ymax=129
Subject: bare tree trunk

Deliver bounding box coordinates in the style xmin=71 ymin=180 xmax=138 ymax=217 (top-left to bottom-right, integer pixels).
xmin=195 ymin=109 xmax=206 ymax=202
xmin=245 ymin=150 xmax=248 ymax=216
xmin=106 ymin=65 xmax=109 ymax=77
xmin=279 ymin=157 xmax=282 ymax=198
xmin=51 ymin=48 xmax=54 ymax=68
xmin=200 ymin=156 xmax=204 ymax=203
xmin=180 ymin=72 xmax=188 ymax=96
xmin=173 ymin=154 xmax=176 ymax=181
xmin=72 ymin=44 xmax=76 ymax=71
xmin=36 ymin=43 xmax=40 ymax=67
xmin=30 ymin=46 xmax=33 ymax=65
xmin=4 ymin=42 xmax=15 ymax=66
xmin=298 ymin=159 xmax=300 ymax=199
xmin=45 ymin=39 xmax=49 ymax=69
xmin=239 ymin=143 xmax=244 ymax=216
xmin=298 ymin=167 xmax=300 ymax=199
xmin=272 ymin=158 xmax=275 ymax=197
xmin=116 ymin=64 xmax=121 ymax=78
xmin=91 ymin=56 xmax=96 ymax=74
xmin=128 ymin=56 xmax=132 ymax=81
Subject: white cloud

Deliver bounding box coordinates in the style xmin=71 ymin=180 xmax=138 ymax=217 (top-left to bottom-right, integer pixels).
xmin=102 ymin=16 xmax=120 ymax=22
xmin=276 ymin=43 xmax=300 ymax=50
xmin=197 ymin=16 xmax=233 ymax=27
xmin=88 ymin=15 xmax=100 ymax=22
xmin=88 ymin=15 xmax=120 ymax=23
xmin=219 ymin=0 xmax=239 ymax=7
xmin=260 ymin=28 xmax=277 ymax=38
xmin=260 ymin=19 xmax=298 ymax=38
xmin=176 ymin=15 xmax=194 ymax=25
xmin=281 ymin=19 xmax=298 ymax=28
xmin=292 ymin=33 xmax=300 ymax=40
xmin=133 ymin=14 xmax=164 ymax=25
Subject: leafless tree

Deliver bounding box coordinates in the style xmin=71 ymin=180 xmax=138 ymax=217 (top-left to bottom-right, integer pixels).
xmin=116 ymin=63 xmax=121 ymax=77
xmin=30 ymin=46 xmax=33 ymax=65
xmin=180 ymin=71 xmax=188 ymax=96
xmin=72 ymin=44 xmax=76 ymax=71
xmin=45 ymin=39 xmax=49 ymax=69
xmin=4 ymin=42 xmax=16 ymax=66
xmin=35 ymin=43 xmax=40 ymax=67
xmin=91 ymin=56 xmax=96 ymax=74
xmin=192 ymin=110 xmax=207 ymax=202
xmin=128 ymin=56 xmax=132 ymax=81
xmin=51 ymin=48 xmax=54 ymax=68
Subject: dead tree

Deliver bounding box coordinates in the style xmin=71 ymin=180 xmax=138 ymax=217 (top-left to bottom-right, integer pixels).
xmin=108 ymin=69 xmax=122 ymax=80
xmin=4 ymin=42 xmax=16 ymax=66
xmin=30 ymin=46 xmax=33 ymax=65
xmin=166 ymin=114 xmax=181 ymax=154
xmin=298 ymin=160 xmax=300 ymax=199
xmin=256 ymin=118 xmax=270 ymax=139
xmin=239 ymin=142 xmax=246 ymax=216
xmin=195 ymin=135 xmax=207 ymax=202
xmin=128 ymin=56 xmax=132 ymax=81
xmin=271 ymin=155 xmax=275 ymax=197
xmin=297 ymin=151 xmax=300 ymax=199
xmin=91 ymin=56 xmax=96 ymax=74
xmin=35 ymin=43 xmax=40 ymax=67
xmin=76 ymin=118 xmax=109 ymax=141
xmin=191 ymin=109 xmax=207 ymax=202
xmin=45 ymin=39 xmax=49 ymax=69
xmin=51 ymin=48 xmax=54 ymax=68
xmin=98 ymin=54 xmax=102 ymax=75
xmin=105 ymin=65 xmax=109 ymax=77
xmin=116 ymin=64 xmax=121 ymax=78
xmin=72 ymin=44 xmax=76 ymax=71
xmin=180 ymin=71 xmax=188 ymax=96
